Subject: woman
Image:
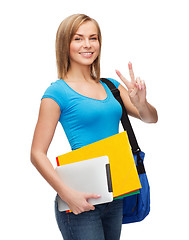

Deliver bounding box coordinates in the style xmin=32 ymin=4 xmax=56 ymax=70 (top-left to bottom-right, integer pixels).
xmin=31 ymin=14 xmax=158 ymax=240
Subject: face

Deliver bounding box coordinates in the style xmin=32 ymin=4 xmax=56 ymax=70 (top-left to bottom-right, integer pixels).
xmin=69 ymin=21 xmax=100 ymax=68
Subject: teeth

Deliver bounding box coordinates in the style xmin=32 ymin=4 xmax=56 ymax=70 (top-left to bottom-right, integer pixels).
xmin=80 ymin=52 xmax=93 ymax=55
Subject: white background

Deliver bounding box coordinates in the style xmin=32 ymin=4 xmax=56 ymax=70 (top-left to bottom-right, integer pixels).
xmin=1 ymin=0 xmax=188 ymax=239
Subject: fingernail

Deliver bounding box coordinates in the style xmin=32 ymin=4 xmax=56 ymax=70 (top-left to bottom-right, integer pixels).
xmin=128 ymin=62 xmax=132 ymax=70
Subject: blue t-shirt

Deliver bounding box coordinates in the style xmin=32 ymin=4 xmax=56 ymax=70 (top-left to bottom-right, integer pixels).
xmin=42 ymin=78 xmax=122 ymax=150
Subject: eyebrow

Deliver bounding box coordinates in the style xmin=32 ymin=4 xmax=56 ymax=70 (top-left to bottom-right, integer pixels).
xmin=74 ymin=33 xmax=98 ymax=37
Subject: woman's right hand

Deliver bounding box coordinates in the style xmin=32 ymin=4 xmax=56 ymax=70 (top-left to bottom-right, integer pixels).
xmin=61 ymin=188 xmax=101 ymax=215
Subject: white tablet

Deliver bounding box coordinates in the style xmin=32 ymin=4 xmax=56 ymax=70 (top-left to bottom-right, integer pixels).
xmin=55 ymin=155 xmax=113 ymax=211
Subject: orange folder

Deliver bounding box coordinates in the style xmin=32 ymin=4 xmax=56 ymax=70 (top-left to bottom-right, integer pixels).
xmin=56 ymin=131 xmax=141 ymax=198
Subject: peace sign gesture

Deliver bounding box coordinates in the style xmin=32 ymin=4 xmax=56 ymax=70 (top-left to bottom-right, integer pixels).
xmin=116 ymin=62 xmax=146 ymax=107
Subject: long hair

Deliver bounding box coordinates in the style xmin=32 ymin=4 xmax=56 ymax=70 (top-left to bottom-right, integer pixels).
xmin=55 ymin=14 xmax=102 ymax=81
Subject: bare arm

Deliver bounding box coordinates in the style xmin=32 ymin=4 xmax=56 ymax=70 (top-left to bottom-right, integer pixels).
xmin=30 ymin=98 xmax=100 ymax=214
xmin=118 ymin=84 xmax=158 ymax=123
xmin=30 ymin=98 xmax=69 ymax=198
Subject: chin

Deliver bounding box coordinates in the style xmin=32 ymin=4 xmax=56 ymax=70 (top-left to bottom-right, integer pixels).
xmin=74 ymin=58 xmax=96 ymax=66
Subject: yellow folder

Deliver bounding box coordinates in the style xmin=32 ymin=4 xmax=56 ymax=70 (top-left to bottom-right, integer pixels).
xmin=56 ymin=131 xmax=141 ymax=198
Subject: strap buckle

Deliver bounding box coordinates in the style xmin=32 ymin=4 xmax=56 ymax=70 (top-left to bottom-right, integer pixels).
xmin=132 ymin=148 xmax=141 ymax=154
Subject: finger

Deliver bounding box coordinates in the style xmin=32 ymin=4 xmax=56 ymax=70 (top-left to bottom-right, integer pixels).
xmin=141 ymin=80 xmax=146 ymax=90
xmin=136 ymin=77 xmax=142 ymax=90
xmin=128 ymin=62 xmax=135 ymax=83
xmin=115 ymin=69 xmax=130 ymax=89
xmin=84 ymin=199 xmax=95 ymax=211
xmin=73 ymin=211 xmax=80 ymax=215
xmin=136 ymin=77 xmax=145 ymax=90
xmin=88 ymin=204 xmax=95 ymax=211
xmin=85 ymin=193 xmax=100 ymax=211
xmin=86 ymin=193 xmax=101 ymax=199
xmin=129 ymin=86 xmax=138 ymax=98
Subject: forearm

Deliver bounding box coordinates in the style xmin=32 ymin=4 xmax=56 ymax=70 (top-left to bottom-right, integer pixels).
xmin=136 ymin=100 xmax=158 ymax=123
xmin=30 ymin=151 xmax=70 ymax=201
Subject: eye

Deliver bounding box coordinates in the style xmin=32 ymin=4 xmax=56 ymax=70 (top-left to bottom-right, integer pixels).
xmin=74 ymin=37 xmax=81 ymax=41
xmin=90 ymin=37 xmax=98 ymax=40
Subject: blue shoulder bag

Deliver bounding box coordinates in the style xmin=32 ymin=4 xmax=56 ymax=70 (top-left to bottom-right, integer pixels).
xmin=101 ymin=78 xmax=150 ymax=224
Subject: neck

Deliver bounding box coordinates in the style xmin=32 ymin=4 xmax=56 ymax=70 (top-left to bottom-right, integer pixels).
xmin=65 ymin=63 xmax=93 ymax=83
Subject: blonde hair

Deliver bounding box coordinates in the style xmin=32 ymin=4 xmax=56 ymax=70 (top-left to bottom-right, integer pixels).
xmin=55 ymin=14 xmax=102 ymax=81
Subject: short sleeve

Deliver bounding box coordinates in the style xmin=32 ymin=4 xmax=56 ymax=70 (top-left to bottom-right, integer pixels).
xmin=106 ymin=78 xmax=120 ymax=88
xmin=41 ymin=80 xmax=64 ymax=112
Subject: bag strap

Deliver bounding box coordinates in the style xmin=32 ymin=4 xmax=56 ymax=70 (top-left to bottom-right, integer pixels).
xmin=101 ymin=78 xmax=140 ymax=153
xmin=101 ymin=78 xmax=145 ymax=174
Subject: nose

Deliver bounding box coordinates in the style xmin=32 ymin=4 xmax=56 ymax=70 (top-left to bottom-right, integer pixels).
xmin=83 ymin=38 xmax=91 ymax=48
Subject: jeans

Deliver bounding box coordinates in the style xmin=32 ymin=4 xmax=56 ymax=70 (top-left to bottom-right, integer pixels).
xmin=55 ymin=196 xmax=123 ymax=240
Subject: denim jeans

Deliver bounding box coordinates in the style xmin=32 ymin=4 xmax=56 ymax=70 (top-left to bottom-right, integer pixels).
xmin=55 ymin=196 xmax=123 ymax=240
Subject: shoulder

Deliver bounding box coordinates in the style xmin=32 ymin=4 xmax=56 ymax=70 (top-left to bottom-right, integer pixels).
xmin=43 ymin=79 xmax=64 ymax=95
xmin=101 ymin=78 xmax=120 ymax=88
xmin=42 ymin=79 xmax=66 ymax=112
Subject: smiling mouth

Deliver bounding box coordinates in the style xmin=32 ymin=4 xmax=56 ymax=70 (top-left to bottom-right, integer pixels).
xmin=79 ymin=52 xmax=93 ymax=56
